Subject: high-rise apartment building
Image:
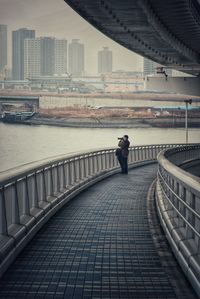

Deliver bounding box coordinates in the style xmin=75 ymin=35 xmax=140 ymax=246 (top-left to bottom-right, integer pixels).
xmin=98 ymin=47 xmax=112 ymax=74
xmin=12 ymin=28 xmax=35 ymax=80
xmin=68 ymin=39 xmax=84 ymax=76
xmin=40 ymin=37 xmax=55 ymax=76
xmin=0 ymin=24 xmax=7 ymax=74
xmin=24 ymin=37 xmax=68 ymax=78
xmin=55 ymin=39 xmax=68 ymax=75
xmin=24 ymin=38 xmax=41 ymax=79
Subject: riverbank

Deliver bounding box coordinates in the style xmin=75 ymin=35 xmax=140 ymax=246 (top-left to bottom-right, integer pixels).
xmin=22 ymin=114 xmax=200 ymax=128
xmin=26 ymin=115 xmax=149 ymax=128
xmin=1 ymin=90 xmax=200 ymax=128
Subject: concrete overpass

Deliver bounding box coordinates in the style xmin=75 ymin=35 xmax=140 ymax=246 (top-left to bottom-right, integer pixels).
xmin=64 ymin=0 xmax=200 ymax=95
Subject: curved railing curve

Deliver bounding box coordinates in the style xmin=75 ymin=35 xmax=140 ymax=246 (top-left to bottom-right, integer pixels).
xmin=0 ymin=143 xmax=198 ymax=282
xmin=156 ymin=144 xmax=200 ymax=297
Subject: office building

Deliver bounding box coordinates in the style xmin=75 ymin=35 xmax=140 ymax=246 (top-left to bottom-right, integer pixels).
xmin=55 ymin=39 xmax=68 ymax=75
xmin=12 ymin=28 xmax=35 ymax=80
xmin=0 ymin=24 xmax=7 ymax=74
xmin=68 ymin=39 xmax=84 ymax=76
xmin=98 ymin=47 xmax=112 ymax=74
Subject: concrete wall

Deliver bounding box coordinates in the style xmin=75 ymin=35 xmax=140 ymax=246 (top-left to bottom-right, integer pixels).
xmin=145 ymin=76 xmax=200 ymax=96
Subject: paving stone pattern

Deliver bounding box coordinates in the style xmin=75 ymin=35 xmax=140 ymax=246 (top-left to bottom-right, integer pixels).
xmin=0 ymin=164 xmax=184 ymax=298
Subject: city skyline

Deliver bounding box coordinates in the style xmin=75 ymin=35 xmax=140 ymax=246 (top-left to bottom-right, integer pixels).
xmin=0 ymin=0 xmax=143 ymax=74
xmin=1 ymin=24 xmax=168 ymax=80
xmin=20 ymin=34 xmax=69 ymax=79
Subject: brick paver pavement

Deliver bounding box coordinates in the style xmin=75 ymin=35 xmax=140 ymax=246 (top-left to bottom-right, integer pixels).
xmin=0 ymin=164 xmax=197 ymax=298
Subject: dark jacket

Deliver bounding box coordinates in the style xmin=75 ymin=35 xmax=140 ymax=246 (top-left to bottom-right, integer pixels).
xmin=118 ymin=138 xmax=130 ymax=157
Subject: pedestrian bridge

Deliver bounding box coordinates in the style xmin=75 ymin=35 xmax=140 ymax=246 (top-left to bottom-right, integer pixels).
xmin=0 ymin=144 xmax=200 ymax=298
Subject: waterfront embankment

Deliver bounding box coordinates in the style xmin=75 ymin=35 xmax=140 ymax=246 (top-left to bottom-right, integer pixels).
xmin=1 ymin=91 xmax=200 ymax=128
xmin=24 ymin=114 xmax=200 ymax=128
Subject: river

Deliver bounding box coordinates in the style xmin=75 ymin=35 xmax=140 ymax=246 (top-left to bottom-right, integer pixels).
xmin=0 ymin=122 xmax=199 ymax=172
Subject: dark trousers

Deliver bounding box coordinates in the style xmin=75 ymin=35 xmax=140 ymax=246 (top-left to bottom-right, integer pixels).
xmin=118 ymin=156 xmax=128 ymax=174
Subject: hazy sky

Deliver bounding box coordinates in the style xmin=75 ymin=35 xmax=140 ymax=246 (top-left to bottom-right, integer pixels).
xmin=0 ymin=0 xmax=143 ymax=74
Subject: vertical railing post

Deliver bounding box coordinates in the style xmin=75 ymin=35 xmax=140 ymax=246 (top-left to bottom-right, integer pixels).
xmin=79 ymin=157 xmax=82 ymax=180
xmin=144 ymin=146 xmax=147 ymax=160
xmin=152 ymin=146 xmax=156 ymax=160
xmin=92 ymin=154 xmax=95 ymax=175
xmin=83 ymin=156 xmax=87 ymax=179
xmin=102 ymin=152 xmax=105 ymax=170
xmin=87 ymin=155 xmax=90 ymax=176
xmin=68 ymin=161 xmax=72 ymax=185
xmin=12 ymin=182 xmax=20 ymax=224
xmin=42 ymin=169 xmax=47 ymax=201
xmin=133 ymin=148 xmax=136 ymax=162
xmin=186 ymin=192 xmax=195 ymax=239
xmin=71 ymin=159 xmax=75 ymax=184
xmin=74 ymin=158 xmax=78 ymax=183
xmin=0 ymin=187 xmax=8 ymax=235
xmin=96 ymin=153 xmax=99 ymax=173
xmin=95 ymin=153 xmax=97 ymax=173
xmin=16 ymin=177 xmax=30 ymax=216
xmin=62 ymin=162 xmax=66 ymax=190
xmin=34 ymin=172 xmax=40 ymax=206
xmin=63 ymin=161 xmax=67 ymax=188
xmin=23 ymin=177 xmax=30 ymax=214
xmin=57 ymin=163 xmax=61 ymax=192
xmin=76 ymin=158 xmax=80 ymax=182
xmin=49 ymin=167 xmax=54 ymax=197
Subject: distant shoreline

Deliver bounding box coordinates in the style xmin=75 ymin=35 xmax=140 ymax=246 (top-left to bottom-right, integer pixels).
xmin=25 ymin=116 xmax=150 ymax=128
xmin=1 ymin=91 xmax=200 ymax=128
xmin=20 ymin=115 xmax=200 ymax=128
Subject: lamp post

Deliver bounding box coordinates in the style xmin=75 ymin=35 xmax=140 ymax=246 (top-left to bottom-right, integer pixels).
xmin=184 ymin=99 xmax=192 ymax=144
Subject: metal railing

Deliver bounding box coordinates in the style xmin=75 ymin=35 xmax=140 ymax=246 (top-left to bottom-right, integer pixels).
xmin=156 ymin=144 xmax=200 ymax=297
xmin=0 ymin=143 xmax=189 ymax=277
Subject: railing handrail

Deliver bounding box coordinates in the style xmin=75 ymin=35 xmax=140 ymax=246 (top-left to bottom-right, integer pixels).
xmin=156 ymin=143 xmax=200 ymax=298
xmin=0 ymin=143 xmax=192 ymax=187
xmin=157 ymin=145 xmax=200 ymax=194
xmin=1 ymin=142 xmax=170 ymax=277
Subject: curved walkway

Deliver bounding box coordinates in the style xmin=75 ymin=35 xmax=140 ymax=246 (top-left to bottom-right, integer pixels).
xmin=0 ymin=164 xmax=197 ymax=299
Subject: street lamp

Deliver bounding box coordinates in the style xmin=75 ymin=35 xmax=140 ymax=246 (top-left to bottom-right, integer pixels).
xmin=184 ymin=99 xmax=192 ymax=144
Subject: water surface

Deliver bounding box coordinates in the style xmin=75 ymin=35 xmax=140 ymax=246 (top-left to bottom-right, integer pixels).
xmin=0 ymin=122 xmax=199 ymax=172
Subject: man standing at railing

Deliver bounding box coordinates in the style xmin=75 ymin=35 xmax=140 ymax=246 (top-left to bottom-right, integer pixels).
xmin=117 ymin=135 xmax=130 ymax=174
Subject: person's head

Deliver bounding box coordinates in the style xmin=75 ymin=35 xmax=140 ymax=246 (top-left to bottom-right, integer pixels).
xmin=123 ymin=135 xmax=129 ymax=140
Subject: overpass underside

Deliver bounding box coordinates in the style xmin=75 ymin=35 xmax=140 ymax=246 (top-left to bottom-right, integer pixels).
xmin=64 ymin=0 xmax=200 ymax=79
